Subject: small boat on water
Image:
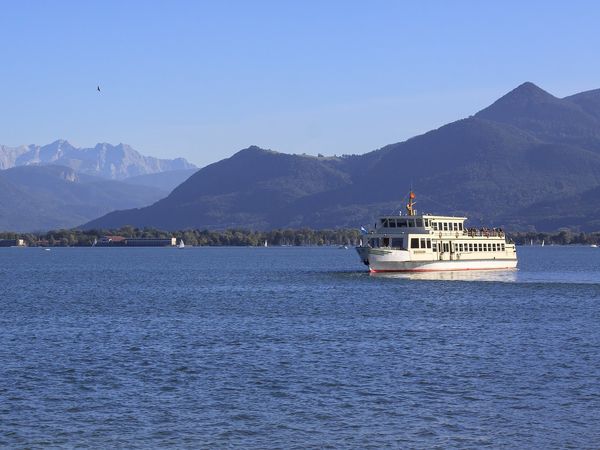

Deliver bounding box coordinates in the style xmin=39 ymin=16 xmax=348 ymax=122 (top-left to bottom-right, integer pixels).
xmin=178 ymin=239 xmax=185 ymax=249
xmin=355 ymin=192 xmax=518 ymax=273
xmin=591 ymin=244 xmax=598 ymax=248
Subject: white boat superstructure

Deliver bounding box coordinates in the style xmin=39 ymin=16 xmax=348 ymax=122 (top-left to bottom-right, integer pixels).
xmin=356 ymin=192 xmax=517 ymax=273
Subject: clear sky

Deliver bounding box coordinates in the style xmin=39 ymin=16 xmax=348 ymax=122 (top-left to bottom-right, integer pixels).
xmin=1 ymin=1 xmax=599 ymax=167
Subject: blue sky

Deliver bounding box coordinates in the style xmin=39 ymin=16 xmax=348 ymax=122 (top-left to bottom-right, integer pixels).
xmin=1 ymin=1 xmax=599 ymax=167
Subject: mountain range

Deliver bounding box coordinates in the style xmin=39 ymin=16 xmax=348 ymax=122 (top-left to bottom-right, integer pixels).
xmin=0 ymin=140 xmax=196 ymax=179
xmin=4 ymin=82 xmax=600 ymax=233
xmin=82 ymin=82 xmax=600 ymax=232
xmin=0 ymin=142 xmax=198 ymax=231
xmin=0 ymin=165 xmax=169 ymax=231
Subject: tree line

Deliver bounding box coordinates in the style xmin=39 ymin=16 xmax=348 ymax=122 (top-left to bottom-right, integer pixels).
xmin=1 ymin=227 xmax=599 ymax=247
xmin=0 ymin=227 xmax=363 ymax=247
xmin=509 ymin=230 xmax=600 ymax=246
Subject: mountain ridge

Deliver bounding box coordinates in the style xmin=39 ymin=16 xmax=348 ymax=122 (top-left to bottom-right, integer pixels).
xmin=34 ymin=82 xmax=600 ymax=232
xmin=0 ymin=140 xmax=196 ymax=180
xmin=0 ymin=165 xmax=168 ymax=231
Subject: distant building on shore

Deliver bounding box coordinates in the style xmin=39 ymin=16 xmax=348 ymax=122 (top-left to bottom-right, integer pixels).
xmin=0 ymin=239 xmax=26 ymax=247
xmin=96 ymin=236 xmax=176 ymax=247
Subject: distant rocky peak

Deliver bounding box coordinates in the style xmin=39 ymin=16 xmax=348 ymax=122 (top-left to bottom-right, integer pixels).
xmin=0 ymin=140 xmax=196 ymax=179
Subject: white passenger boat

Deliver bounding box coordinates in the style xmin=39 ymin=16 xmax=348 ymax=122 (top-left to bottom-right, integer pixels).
xmin=356 ymin=192 xmax=517 ymax=273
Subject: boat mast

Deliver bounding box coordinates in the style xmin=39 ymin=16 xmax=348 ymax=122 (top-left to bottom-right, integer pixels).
xmin=406 ymin=191 xmax=416 ymax=216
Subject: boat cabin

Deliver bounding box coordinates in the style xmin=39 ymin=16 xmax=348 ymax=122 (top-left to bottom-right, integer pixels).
xmin=376 ymin=215 xmax=467 ymax=235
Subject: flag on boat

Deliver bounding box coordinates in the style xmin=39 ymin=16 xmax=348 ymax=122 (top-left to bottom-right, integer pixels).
xmin=360 ymin=226 xmax=368 ymax=235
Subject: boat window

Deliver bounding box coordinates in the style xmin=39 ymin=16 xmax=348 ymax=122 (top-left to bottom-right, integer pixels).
xmin=420 ymin=238 xmax=426 ymax=248
xmin=391 ymin=238 xmax=403 ymax=248
xmin=501 ymin=244 xmax=505 ymax=251
xmin=382 ymin=237 xmax=390 ymax=247
xmin=389 ymin=219 xmax=396 ymax=228
xmin=411 ymin=238 xmax=419 ymax=249
xmin=478 ymin=243 xmax=483 ymax=251
xmin=459 ymin=223 xmax=463 ymax=231
xmin=432 ymin=242 xmax=438 ymax=252
xmin=424 ymin=219 xmax=429 ymax=227
xmin=432 ymin=222 xmax=438 ymax=231
xmin=452 ymin=223 xmax=457 ymax=231
xmin=492 ymin=243 xmax=496 ymax=251
xmin=469 ymin=243 xmax=473 ymax=252
xmin=397 ymin=220 xmax=406 ymax=228
xmin=416 ymin=219 xmax=423 ymax=227
xmin=443 ymin=223 xmax=448 ymax=231
xmin=426 ymin=239 xmax=431 ymax=249
xmin=381 ymin=219 xmax=388 ymax=227
xmin=459 ymin=243 xmax=463 ymax=252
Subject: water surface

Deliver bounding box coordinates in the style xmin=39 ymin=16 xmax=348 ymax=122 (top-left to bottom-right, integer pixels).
xmin=1 ymin=246 xmax=599 ymax=448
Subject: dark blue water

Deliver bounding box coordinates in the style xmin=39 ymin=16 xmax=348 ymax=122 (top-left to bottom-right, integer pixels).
xmin=1 ymin=246 xmax=600 ymax=448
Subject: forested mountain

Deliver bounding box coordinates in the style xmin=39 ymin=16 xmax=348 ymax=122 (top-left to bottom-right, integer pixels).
xmin=0 ymin=165 xmax=167 ymax=231
xmin=38 ymin=83 xmax=600 ymax=232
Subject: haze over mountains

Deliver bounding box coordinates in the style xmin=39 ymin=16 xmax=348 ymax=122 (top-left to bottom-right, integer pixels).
xmin=82 ymin=82 xmax=600 ymax=232
xmin=4 ymin=82 xmax=600 ymax=232
xmin=0 ymin=142 xmax=197 ymax=231
xmin=0 ymin=140 xmax=195 ymax=179
xmin=0 ymin=165 xmax=168 ymax=231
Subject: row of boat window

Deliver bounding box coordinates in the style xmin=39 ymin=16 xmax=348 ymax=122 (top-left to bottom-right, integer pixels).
xmin=369 ymin=237 xmax=506 ymax=252
xmin=381 ymin=218 xmax=426 ymax=228
xmin=432 ymin=222 xmax=464 ymax=232
xmin=380 ymin=218 xmax=465 ymax=232
xmin=439 ymin=242 xmax=506 ymax=252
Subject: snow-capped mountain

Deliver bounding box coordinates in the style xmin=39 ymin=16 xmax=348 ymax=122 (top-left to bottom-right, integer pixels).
xmin=0 ymin=140 xmax=196 ymax=179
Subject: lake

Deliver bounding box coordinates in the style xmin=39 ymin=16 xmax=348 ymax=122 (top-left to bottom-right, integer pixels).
xmin=1 ymin=246 xmax=599 ymax=448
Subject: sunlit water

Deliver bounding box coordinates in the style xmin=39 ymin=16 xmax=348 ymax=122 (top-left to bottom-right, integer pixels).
xmin=1 ymin=246 xmax=599 ymax=448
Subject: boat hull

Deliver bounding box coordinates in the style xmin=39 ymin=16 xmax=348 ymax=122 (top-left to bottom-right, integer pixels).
xmin=356 ymin=246 xmax=517 ymax=272
xmin=369 ymin=259 xmax=517 ymax=272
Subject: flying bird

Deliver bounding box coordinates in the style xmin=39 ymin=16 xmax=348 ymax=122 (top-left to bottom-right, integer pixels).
xmin=97 ymin=85 xmax=101 ymax=92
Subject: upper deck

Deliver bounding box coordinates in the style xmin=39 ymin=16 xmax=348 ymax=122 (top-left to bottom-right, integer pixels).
xmin=375 ymin=214 xmax=467 ymax=235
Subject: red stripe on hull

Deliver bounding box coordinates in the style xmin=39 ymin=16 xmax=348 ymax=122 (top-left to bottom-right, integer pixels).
xmin=370 ymin=266 xmax=516 ymax=273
